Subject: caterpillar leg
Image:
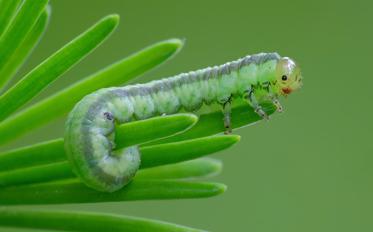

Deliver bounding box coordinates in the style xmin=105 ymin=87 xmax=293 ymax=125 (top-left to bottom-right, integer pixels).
xmin=222 ymin=97 xmax=232 ymax=134
xmin=271 ymin=97 xmax=283 ymax=112
xmin=267 ymin=84 xmax=283 ymax=113
xmin=244 ymin=89 xmax=269 ymax=120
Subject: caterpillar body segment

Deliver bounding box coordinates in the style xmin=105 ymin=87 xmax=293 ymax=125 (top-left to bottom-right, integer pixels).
xmin=64 ymin=52 xmax=303 ymax=192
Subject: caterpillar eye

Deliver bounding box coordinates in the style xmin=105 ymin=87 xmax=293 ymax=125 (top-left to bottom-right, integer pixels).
xmin=281 ymin=75 xmax=288 ymax=81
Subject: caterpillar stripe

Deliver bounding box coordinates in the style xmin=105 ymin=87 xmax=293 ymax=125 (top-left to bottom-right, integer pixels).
xmin=64 ymin=52 xmax=303 ymax=192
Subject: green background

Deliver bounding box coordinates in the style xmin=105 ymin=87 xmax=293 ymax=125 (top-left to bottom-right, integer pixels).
xmin=3 ymin=0 xmax=373 ymax=231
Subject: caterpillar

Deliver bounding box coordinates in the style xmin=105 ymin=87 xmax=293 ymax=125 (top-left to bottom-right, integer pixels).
xmin=64 ymin=52 xmax=303 ymax=192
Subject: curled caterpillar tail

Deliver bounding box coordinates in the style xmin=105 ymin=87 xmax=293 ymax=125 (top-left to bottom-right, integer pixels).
xmin=64 ymin=88 xmax=141 ymax=192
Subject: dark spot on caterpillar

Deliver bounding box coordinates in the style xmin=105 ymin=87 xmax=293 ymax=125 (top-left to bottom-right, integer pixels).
xmin=103 ymin=112 xmax=114 ymax=121
xmin=282 ymin=75 xmax=288 ymax=81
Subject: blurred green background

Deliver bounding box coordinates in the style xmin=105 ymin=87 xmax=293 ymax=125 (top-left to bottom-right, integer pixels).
xmin=3 ymin=0 xmax=373 ymax=231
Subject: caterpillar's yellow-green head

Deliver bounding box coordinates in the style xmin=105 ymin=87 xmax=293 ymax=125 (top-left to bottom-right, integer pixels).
xmin=275 ymin=57 xmax=302 ymax=96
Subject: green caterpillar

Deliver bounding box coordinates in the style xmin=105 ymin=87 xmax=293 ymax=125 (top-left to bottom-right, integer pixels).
xmin=64 ymin=52 xmax=303 ymax=192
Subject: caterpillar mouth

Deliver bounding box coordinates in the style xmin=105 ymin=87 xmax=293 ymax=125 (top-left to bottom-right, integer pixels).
xmin=282 ymin=87 xmax=292 ymax=95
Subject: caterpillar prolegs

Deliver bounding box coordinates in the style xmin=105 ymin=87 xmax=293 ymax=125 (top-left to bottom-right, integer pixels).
xmin=64 ymin=52 xmax=303 ymax=192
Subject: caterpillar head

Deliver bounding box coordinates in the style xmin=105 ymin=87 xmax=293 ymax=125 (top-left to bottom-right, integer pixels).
xmin=275 ymin=57 xmax=302 ymax=96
